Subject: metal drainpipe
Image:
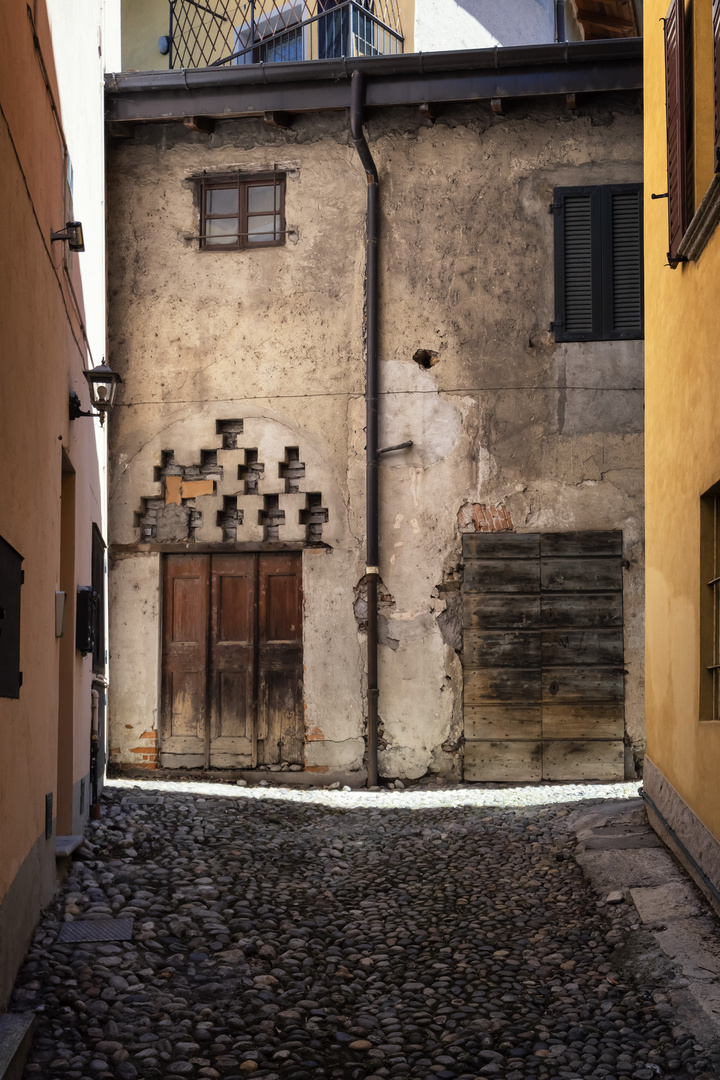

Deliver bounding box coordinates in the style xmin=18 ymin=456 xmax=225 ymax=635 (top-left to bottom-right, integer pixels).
xmin=350 ymin=70 xmax=380 ymax=789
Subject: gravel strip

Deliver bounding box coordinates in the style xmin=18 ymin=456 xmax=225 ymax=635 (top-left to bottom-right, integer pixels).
xmin=11 ymin=779 xmax=717 ymax=1080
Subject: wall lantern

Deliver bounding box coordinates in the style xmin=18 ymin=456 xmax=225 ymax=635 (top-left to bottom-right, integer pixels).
xmin=50 ymin=220 xmax=85 ymax=252
xmin=69 ymin=361 xmax=122 ymax=427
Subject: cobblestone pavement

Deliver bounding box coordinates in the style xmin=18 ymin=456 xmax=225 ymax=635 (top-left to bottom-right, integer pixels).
xmin=11 ymin=779 xmax=719 ymax=1080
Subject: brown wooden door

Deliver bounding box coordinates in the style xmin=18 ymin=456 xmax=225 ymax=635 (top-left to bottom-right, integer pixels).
xmin=161 ymin=552 xmax=303 ymax=769
xmin=462 ymin=531 xmax=624 ymax=782
xmin=161 ymin=554 xmax=209 ymax=766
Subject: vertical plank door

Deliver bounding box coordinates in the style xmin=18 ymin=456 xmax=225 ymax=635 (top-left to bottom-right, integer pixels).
xmin=462 ymin=533 xmax=543 ymax=781
xmin=209 ymin=553 xmax=255 ymax=768
xmin=540 ymin=531 xmax=624 ymax=780
xmin=257 ymin=552 xmax=304 ymax=766
xmin=161 ymin=554 xmax=209 ymax=767
xmin=462 ymin=531 xmax=625 ymax=781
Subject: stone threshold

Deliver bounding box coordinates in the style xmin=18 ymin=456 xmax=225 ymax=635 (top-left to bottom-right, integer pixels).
xmin=0 ymin=1013 xmax=35 ymax=1080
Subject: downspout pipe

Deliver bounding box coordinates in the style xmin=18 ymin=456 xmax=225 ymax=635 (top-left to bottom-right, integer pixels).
xmin=350 ymin=70 xmax=380 ymax=789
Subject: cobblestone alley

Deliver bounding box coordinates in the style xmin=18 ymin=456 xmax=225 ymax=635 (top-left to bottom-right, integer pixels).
xmin=10 ymin=780 xmax=720 ymax=1080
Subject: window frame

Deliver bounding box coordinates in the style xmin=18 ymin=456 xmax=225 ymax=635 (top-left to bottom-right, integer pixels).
xmin=700 ymin=487 xmax=720 ymax=721
xmin=552 ymin=182 xmax=644 ymax=344
xmin=198 ymin=173 xmax=286 ymax=252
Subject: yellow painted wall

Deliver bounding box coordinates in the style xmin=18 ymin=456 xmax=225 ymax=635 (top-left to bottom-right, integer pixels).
xmin=122 ymin=0 xmax=168 ymax=71
xmin=645 ymin=0 xmax=720 ymax=837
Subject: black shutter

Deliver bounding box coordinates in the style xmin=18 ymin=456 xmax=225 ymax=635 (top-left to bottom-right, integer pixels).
xmin=0 ymin=536 xmax=23 ymax=699
xmin=91 ymin=524 xmax=105 ymax=675
xmin=602 ymin=186 xmax=644 ymax=340
xmin=554 ymin=184 xmax=643 ymax=343
xmin=714 ymin=0 xmax=720 ymax=170
xmin=553 ymin=187 xmax=602 ymax=342
xmin=665 ymin=0 xmax=688 ymax=265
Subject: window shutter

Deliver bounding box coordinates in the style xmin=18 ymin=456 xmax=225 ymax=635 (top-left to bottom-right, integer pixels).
xmin=553 ymin=188 xmax=602 ymax=342
xmin=664 ymin=0 xmax=688 ymax=264
xmin=602 ymin=186 xmax=644 ymax=340
xmin=714 ymin=0 xmax=720 ymax=170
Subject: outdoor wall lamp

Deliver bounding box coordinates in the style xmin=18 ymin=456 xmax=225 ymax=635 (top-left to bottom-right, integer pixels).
xmin=69 ymin=361 xmax=122 ymax=427
xmin=50 ymin=220 xmax=85 ymax=252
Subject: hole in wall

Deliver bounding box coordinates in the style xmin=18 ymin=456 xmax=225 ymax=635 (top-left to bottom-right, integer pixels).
xmin=413 ymin=348 xmax=439 ymax=369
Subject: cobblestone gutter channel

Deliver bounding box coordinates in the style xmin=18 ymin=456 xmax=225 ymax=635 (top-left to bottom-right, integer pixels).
xmin=9 ymin=781 xmax=720 ymax=1080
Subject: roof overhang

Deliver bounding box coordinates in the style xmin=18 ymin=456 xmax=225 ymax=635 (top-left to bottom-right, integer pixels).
xmin=105 ymin=38 xmax=642 ymax=127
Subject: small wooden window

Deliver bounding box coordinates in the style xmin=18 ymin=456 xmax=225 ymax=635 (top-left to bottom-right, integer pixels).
xmin=199 ymin=174 xmax=285 ymax=251
xmin=700 ymin=488 xmax=720 ymax=720
xmin=552 ymin=184 xmax=643 ymax=342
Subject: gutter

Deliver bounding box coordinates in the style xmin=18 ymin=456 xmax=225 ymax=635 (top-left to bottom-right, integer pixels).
xmin=350 ymin=71 xmax=380 ymax=789
xmin=105 ymin=38 xmax=642 ymax=94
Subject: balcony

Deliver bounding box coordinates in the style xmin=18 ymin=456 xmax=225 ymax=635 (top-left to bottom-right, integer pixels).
xmin=166 ymin=0 xmax=404 ymax=68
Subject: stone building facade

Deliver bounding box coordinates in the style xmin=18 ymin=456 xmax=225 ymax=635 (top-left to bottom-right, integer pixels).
xmin=105 ymin=42 xmax=644 ymax=784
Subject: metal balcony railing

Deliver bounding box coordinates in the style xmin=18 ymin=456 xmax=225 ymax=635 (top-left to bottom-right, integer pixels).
xmin=168 ymin=0 xmax=404 ymax=68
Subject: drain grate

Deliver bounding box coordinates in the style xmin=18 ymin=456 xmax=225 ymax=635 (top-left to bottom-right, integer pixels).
xmin=56 ymin=918 xmax=134 ymax=944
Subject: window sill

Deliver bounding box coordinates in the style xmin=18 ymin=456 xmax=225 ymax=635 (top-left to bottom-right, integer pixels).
xmin=678 ymin=173 xmax=720 ymax=263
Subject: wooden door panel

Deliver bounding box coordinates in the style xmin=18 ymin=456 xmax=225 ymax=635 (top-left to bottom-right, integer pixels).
xmin=463 ymin=630 xmax=541 ymax=667
xmin=209 ymin=555 xmax=255 ymax=767
xmin=542 ymin=593 xmax=623 ymax=628
xmin=463 ymin=559 xmax=541 ymax=594
xmin=464 ymin=739 xmax=542 ymax=782
xmin=161 ymin=554 xmax=209 ymax=765
xmin=463 ymin=594 xmax=541 ymax=630
xmin=463 ymin=533 xmax=540 ymax=559
xmin=258 ymin=553 xmax=303 ymax=766
xmin=541 ymin=629 xmax=624 ymax=666
xmin=542 ymin=739 xmax=624 ymax=781
xmin=168 ymin=670 xmax=205 ymax=738
xmin=541 ymin=557 xmax=623 ymax=592
xmin=464 ymin=668 xmax=542 ymax=704
xmin=543 ymin=704 xmax=623 ymax=740
xmin=464 ymin=705 xmax=542 ymax=740
xmin=218 ymin=572 xmax=254 ymax=641
xmin=540 ymin=532 xmax=622 ymax=557
xmin=541 ymin=666 xmax=624 ymax=704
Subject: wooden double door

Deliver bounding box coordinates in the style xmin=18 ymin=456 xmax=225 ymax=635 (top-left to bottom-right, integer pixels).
xmin=161 ymin=552 xmax=303 ymax=769
xmin=462 ymin=531 xmax=625 ymax=782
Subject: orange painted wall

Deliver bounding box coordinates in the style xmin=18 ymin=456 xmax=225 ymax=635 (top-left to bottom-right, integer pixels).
xmin=0 ymin=0 xmax=103 ymax=994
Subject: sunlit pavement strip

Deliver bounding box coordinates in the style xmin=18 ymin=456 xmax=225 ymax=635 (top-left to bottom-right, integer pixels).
xmin=105 ymin=777 xmax=643 ymax=810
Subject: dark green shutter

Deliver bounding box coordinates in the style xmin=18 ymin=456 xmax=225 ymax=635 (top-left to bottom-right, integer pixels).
xmin=554 ymin=184 xmax=643 ymax=343
xmin=602 ymin=186 xmax=644 ymax=340
xmin=553 ymin=187 xmax=602 ymax=342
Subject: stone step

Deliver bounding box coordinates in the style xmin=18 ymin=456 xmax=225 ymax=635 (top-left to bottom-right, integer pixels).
xmin=55 ymin=835 xmax=84 ymax=858
xmin=0 ymin=1013 xmax=36 ymax=1080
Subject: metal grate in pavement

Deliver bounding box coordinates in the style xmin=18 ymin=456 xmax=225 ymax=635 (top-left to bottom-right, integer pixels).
xmin=56 ymin=918 xmax=134 ymax=944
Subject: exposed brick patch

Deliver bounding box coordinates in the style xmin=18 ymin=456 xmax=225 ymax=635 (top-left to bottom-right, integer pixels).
xmin=458 ymin=503 xmax=514 ymax=533
xmin=305 ymin=764 xmax=329 ymax=773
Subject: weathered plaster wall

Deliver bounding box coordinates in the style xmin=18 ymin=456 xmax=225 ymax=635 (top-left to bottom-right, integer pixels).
xmin=107 ymin=93 xmax=643 ymax=780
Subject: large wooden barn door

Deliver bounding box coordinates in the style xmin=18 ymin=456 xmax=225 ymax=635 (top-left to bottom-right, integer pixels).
xmin=161 ymin=552 xmax=303 ymax=769
xmin=462 ymin=531 xmax=624 ymax=781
